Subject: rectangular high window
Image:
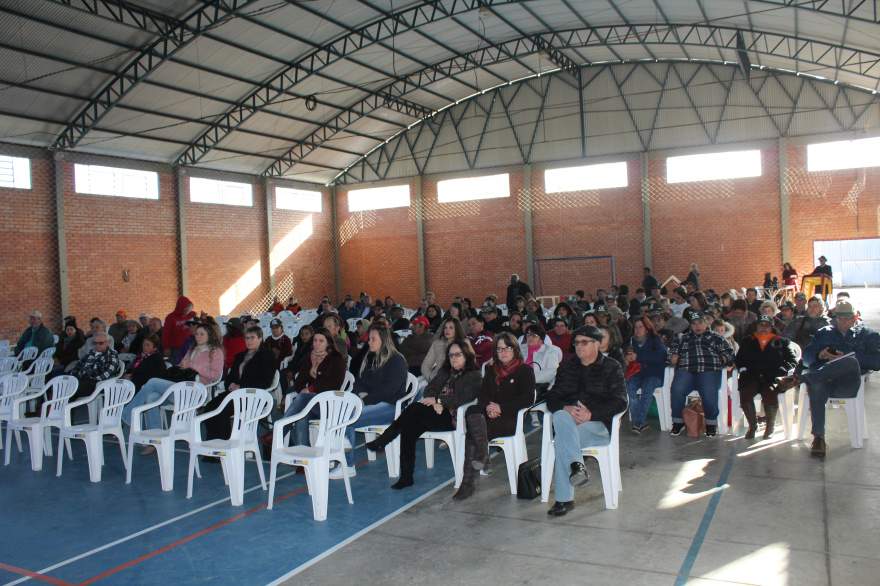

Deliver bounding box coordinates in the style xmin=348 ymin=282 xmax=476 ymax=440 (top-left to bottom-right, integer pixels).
xmin=74 ymin=164 xmax=158 ymax=199
xmin=347 ymin=184 xmax=410 ymax=212
xmin=0 ymin=155 xmax=31 ymax=189
xmin=807 ymin=136 xmax=880 ymax=172
xmin=189 ymin=176 xmax=252 ymax=207
xmin=544 ymin=162 xmax=628 ymax=193
xmin=437 ymin=173 xmax=510 ymax=203
xmin=275 ymin=186 xmax=322 ymax=212
xmin=666 ymin=150 xmax=762 ymax=183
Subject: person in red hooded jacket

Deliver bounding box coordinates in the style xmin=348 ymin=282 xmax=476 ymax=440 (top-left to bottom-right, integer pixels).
xmin=162 ymin=296 xmax=195 ymax=358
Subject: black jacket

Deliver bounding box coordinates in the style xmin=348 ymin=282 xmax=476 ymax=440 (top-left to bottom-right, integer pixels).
xmin=129 ymin=352 xmax=167 ymax=390
xmin=356 ymin=353 xmax=408 ymax=406
xmin=424 ymin=368 xmax=481 ymax=411
xmin=225 ymin=346 xmax=276 ymax=390
xmin=545 ymin=354 xmax=628 ymax=432
xmin=735 ymin=335 xmax=797 ymax=383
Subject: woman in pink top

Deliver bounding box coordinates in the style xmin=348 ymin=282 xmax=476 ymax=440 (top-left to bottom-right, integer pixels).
xmin=123 ymin=323 xmax=224 ymax=436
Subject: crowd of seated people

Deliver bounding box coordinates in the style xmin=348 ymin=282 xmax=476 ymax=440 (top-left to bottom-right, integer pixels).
xmin=8 ymin=258 xmax=880 ymax=515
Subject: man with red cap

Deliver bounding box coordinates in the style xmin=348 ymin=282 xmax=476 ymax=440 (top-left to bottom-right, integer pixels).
xmin=400 ymin=315 xmax=434 ymax=375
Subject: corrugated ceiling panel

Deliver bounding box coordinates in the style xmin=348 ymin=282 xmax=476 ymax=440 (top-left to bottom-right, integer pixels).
xmin=0 ymin=86 xmax=80 ymax=123
xmin=257 ymin=2 xmax=345 ymax=46
xmin=173 ymin=36 xmax=280 ymax=82
xmin=195 ymin=153 xmax=270 ymax=175
xmin=0 ymin=0 xmax=154 ymax=46
xmin=77 ymin=132 xmax=183 ymax=161
xmin=0 ymin=113 xmax=63 ymax=146
xmin=118 ymin=84 xmax=231 ymax=121
xmin=237 ymin=112 xmax=318 ymax=141
xmin=146 ymin=62 xmax=256 ymax=103
xmin=217 ymin=131 xmax=296 ymax=159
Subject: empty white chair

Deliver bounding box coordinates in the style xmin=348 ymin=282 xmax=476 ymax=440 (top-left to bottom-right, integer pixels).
xmin=188 ymin=388 xmax=273 ymax=506
xmin=538 ymin=406 xmax=624 ymax=509
xmin=5 ymin=376 xmax=78 ymax=471
xmin=488 ymin=391 xmax=536 ymax=494
xmin=17 ymin=346 xmax=38 ymax=363
xmin=38 ymin=347 xmax=56 ymax=360
xmin=797 ymin=374 xmax=870 ymax=448
xmin=421 ymin=399 xmax=477 ymax=489
xmin=0 ymin=374 xmax=29 ymax=452
xmin=268 ymin=392 xmax=362 ymax=520
xmin=355 ymin=373 xmax=418 ymax=477
xmin=128 ymin=381 xmax=208 ymax=491
xmin=57 ymin=379 xmax=135 ymax=482
xmin=654 ymin=367 xmax=674 ymax=431
xmin=23 ymin=357 xmax=53 ymax=393
xmin=0 ymin=357 xmax=19 ymax=374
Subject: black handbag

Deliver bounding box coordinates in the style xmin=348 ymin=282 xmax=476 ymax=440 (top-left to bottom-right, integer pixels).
xmin=516 ymin=458 xmax=542 ymax=500
xmin=164 ymin=366 xmax=199 ymax=383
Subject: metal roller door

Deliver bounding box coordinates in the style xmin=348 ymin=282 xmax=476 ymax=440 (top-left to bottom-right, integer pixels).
xmin=814 ymin=239 xmax=880 ymax=286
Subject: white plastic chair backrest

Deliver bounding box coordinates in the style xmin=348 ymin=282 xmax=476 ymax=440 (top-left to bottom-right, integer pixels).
xmin=228 ymin=388 xmax=273 ymax=443
xmin=52 ymin=334 xmax=60 ymax=345
xmin=95 ymin=379 xmax=136 ymax=427
xmin=347 ymin=318 xmax=360 ymax=331
xmin=43 ymin=376 xmax=78 ymax=421
xmin=395 ymin=373 xmax=419 ymax=417
xmin=0 ymin=374 xmax=29 ymax=412
xmin=790 ymin=341 xmax=802 ymax=362
xmin=18 ymin=346 xmax=38 ymax=362
xmin=341 ymin=370 xmax=355 ymax=393
xmin=39 ymin=346 xmax=56 ymax=359
xmin=279 ymin=354 xmax=292 ymax=371
xmin=0 ymin=340 xmax=8 ymax=351
xmin=310 ymin=392 xmax=363 ymax=455
xmin=27 ymin=357 xmax=54 ymax=389
xmin=608 ymin=411 xmax=624 ymax=452
xmin=0 ymin=357 xmax=18 ymax=374
xmin=168 ymin=381 xmax=208 ymax=433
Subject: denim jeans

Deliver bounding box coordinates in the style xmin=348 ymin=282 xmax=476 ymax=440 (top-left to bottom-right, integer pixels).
xmin=122 ymin=378 xmax=174 ymax=430
xmin=283 ymin=391 xmax=317 ymax=447
xmin=344 ymin=402 xmax=396 ymax=466
xmin=552 ymin=410 xmax=610 ymax=502
xmin=626 ymin=374 xmax=662 ymax=427
xmin=670 ymin=370 xmax=721 ymax=425
xmin=806 ymin=377 xmax=841 ymax=437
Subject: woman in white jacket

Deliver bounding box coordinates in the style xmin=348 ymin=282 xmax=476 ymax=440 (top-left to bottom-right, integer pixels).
xmin=519 ymin=323 xmax=562 ymax=396
xmin=420 ymin=316 xmax=468 ymax=382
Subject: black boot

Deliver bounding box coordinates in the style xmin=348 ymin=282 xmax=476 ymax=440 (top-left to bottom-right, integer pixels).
xmin=742 ymin=402 xmax=758 ymax=439
xmin=453 ymin=438 xmax=477 ymax=500
xmin=763 ymin=404 xmax=778 ymax=439
xmin=466 ymin=413 xmax=489 ymax=470
xmin=365 ymin=420 xmax=400 ymax=452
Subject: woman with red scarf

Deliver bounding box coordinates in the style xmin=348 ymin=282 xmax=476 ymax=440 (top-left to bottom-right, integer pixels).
xmin=455 ymin=331 xmax=535 ymax=500
xmin=735 ymin=315 xmax=798 ymax=439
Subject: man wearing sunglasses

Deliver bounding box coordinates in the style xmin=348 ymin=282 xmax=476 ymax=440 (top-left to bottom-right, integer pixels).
xmin=70 ymin=331 xmax=122 ymax=411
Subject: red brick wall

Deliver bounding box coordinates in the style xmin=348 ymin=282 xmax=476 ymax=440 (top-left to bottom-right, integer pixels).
xmin=787 ymin=144 xmax=880 ymax=277
xmin=183 ymin=172 xmax=268 ymax=317
xmin=532 ymin=160 xmax=645 ymax=297
xmin=423 ymin=169 xmax=528 ymax=306
xmin=336 ymin=179 xmax=421 ymax=307
xmin=269 ymin=184 xmax=334 ymax=307
xmin=63 ymin=161 xmax=180 ymax=326
xmin=0 ymin=153 xmax=59 ymax=341
xmin=648 ymin=148 xmax=783 ymax=292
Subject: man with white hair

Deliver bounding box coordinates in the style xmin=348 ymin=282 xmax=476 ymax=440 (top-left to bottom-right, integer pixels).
xmin=71 ymin=331 xmax=121 ymax=400
xmin=15 ymin=310 xmax=54 ymax=356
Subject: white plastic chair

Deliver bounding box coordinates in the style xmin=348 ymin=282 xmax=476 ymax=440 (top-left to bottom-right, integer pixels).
xmin=797 ymin=374 xmax=870 ymax=448
xmin=0 ymin=374 xmax=29 ymax=452
xmin=187 ymin=388 xmax=273 ymax=506
xmin=729 ymin=343 xmax=801 ymax=438
xmin=537 ymin=405 xmax=625 ymax=509
xmin=355 ymin=373 xmax=418 ymax=477
xmin=17 ymin=346 xmax=38 ymax=363
xmin=267 ymin=370 xmax=282 ymax=407
xmin=296 ymin=370 xmax=355 ymax=439
xmin=654 ymin=367 xmax=674 ymax=431
xmin=197 ymin=373 xmax=225 ymax=400
xmin=346 ymin=318 xmax=360 ymax=332
xmin=57 ymin=379 xmax=135 ymax=482
xmin=5 ymin=376 xmax=78 ymax=471
xmin=268 ymin=392 xmax=363 ymax=520
xmin=87 ymin=359 xmax=126 ymax=425
xmin=488 ymin=390 xmax=536 ymax=494
xmin=23 ymin=357 xmax=53 ymax=393
xmin=38 ymin=347 xmax=56 ymax=360
xmin=128 ymin=381 xmax=208 ymax=491
xmin=421 ymin=398 xmax=477 ymax=489
xmin=0 ymin=357 xmax=19 ymax=374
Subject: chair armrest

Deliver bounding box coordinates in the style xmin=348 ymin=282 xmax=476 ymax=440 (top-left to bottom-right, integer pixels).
xmin=394 ymin=388 xmax=418 ymax=417
xmin=130 ymin=387 xmax=176 ymax=432
xmin=64 ymin=389 xmax=102 ymax=426
xmin=11 ymin=389 xmax=44 ymax=419
xmin=455 ymin=399 xmax=477 ymax=429
xmin=271 ymin=393 xmax=322 ymax=448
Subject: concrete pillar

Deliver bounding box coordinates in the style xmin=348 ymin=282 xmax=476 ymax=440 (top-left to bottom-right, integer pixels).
xmin=414 ymin=176 xmax=427 ymax=298
xmin=522 ymin=164 xmax=535 ymax=287
xmin=176 ymin=167 xmax=188 ymax=297
xmin=263 ymin=177 xmax=275 ymax=291
xmin=330 ymin=184 xmax=341 ymax=302
xmin=641 ymin=152 xmax=653 ymax=269
xmin=778 ymin=138 xmax=790 ymax=262
xmin=53 ymin=154 xmax=70 ymax=319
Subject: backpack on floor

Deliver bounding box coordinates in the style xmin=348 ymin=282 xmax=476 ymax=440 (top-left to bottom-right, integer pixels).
xmin=517 ymin=458 xmax=542 ymax=499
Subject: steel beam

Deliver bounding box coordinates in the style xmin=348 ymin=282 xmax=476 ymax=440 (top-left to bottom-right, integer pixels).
xmin=53 ymin=154 xmax=70 ymax=319
xmin=176 ymin=167 xmax=189 ymax=297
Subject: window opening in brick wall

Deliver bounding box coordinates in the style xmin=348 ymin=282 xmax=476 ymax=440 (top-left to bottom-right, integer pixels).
xmin=544 ymin=162 xmax=628 ymax=193
xmin=437 ymin=173 xmax=510 ymax=203
xmin=348 ymin=184 xmax=410 ymax=212
xmin=276 ymin=186 xmax=322 ymax=212
xmin=807 ymin=136 xmax=880 ymax=172
xmin=190 ymin=176 xmax=252 ymax=206
xmin=74 ymin=164 xmax=158 ymax=199
xmin=666 ymin=150 xmax=762 ymax=183
xmin=0 ymin=155 xmax=31 ymax=189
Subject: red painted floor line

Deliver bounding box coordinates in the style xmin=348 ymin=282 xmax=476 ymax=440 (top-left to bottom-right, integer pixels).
xmin=0 ymin=562 xmax=75 ymax=586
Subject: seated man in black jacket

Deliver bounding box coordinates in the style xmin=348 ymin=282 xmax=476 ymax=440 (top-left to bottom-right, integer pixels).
xmin=543 ymin=326 xmax=628 ymax=517
xmin=203 ymin=326 xmax=276 ymax=441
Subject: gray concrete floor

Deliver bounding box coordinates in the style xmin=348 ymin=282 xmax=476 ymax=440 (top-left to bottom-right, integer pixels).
xmin=286 ymin=288 xmax=880 ymax=586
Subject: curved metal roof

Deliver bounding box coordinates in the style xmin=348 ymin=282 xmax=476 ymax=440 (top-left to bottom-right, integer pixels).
xmin=1 ymin=0 xmax=878 ymax=184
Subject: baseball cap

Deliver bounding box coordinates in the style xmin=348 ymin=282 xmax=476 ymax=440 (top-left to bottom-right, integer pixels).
xmin=688 ymin=312 xmax=707 ymax=323
xmin=756 ymin=314 xmax=775 ymax=325
xmin=30 ymin=310 xmax=42 ymax=319
xmin=833 ymin=300 xmax=856 ymax=318
xmin=270 ymin=318 xmax=283 ymax=328
xmin=411 ymin=316 xmax=430 ymax=328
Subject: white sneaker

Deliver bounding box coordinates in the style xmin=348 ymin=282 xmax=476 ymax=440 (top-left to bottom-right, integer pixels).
xmin=329 ymin=464 xmax=356 ymax=479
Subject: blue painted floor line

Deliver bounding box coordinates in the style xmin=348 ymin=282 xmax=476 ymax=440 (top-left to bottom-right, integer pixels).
xmin=674 ymin=445 xmax=736 ymax=586
xmin=0 ymin=438 xmax=458 ymax=586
